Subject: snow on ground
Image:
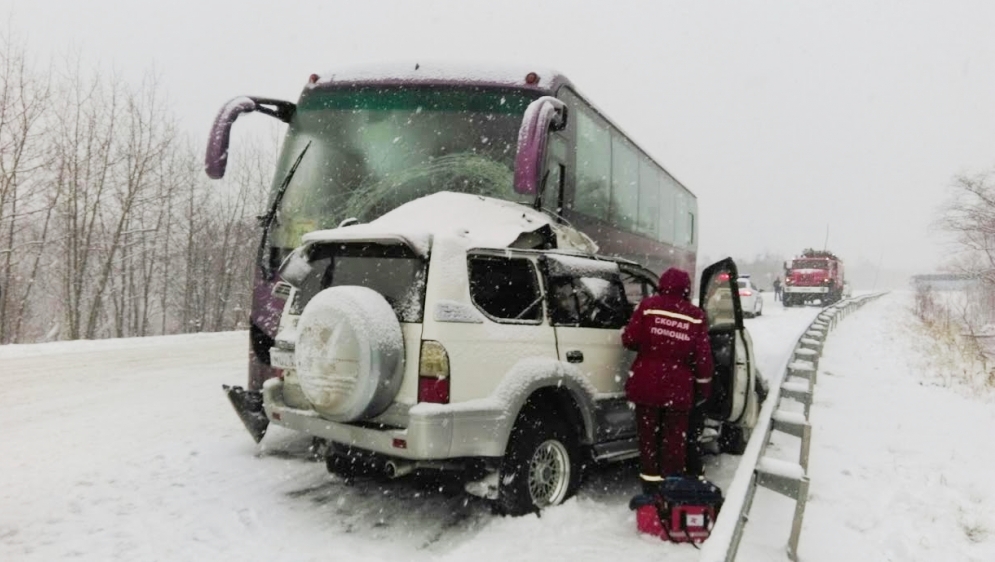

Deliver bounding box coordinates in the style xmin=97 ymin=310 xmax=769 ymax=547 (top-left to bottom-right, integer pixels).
xmin=0 ymin=294 xmax=821 ymax=561
xmin=794 ymin=292 xmax=995 ymax=561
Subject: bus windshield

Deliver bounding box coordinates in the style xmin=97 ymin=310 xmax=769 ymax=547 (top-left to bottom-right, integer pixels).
xmin=792 ymin=259 xmax=830 ymax=269
xmin=267 ymin=86 xmax=540 ymax=250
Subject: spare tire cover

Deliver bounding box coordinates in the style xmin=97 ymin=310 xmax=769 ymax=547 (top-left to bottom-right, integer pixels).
xmin=294 ymin=286 xmax=404 ymax=422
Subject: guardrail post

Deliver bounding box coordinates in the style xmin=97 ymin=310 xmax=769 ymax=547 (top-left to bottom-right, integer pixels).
xmin=793 ymin=347 xmax=820 ymax=375
xmin=786 ymin=477 xmax=811 ymax=561
xmin=799 ymin=337 xmax=823 ymax=354
xmin=787 ymin=360 xmax=816 ymax=385
xmin=771 ymin=410 xmax=812 ymax=472
xmin=781 ymin=380 xmax=813 ymax=417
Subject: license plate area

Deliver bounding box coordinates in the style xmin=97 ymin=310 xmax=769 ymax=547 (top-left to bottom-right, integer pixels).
xmin=270 ymin=348 xmax=295 ymax=369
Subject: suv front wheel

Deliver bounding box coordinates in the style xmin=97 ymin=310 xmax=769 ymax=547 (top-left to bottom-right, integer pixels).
xmin=494 ymin=407 xmax=581 ymax=516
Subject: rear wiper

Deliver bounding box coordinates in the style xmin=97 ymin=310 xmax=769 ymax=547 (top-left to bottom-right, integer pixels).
xmin=257 ymin=141 xmax=312 ymax=273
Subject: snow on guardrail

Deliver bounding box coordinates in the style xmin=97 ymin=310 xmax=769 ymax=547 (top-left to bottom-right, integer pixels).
xmin=699 ymin=292 xmax=887 ymax=562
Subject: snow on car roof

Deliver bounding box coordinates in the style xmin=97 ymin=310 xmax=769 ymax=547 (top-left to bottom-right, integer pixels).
xmin=545 ymin=253 xmax=620 ymax=278
xmin=310 ymin=61 xmax=568 ymax=91
xmin=302 ymin=192 xmax=560 ymax=256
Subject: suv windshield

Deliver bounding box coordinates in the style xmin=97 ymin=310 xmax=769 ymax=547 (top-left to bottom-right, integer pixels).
xmin=268 ymin=86 xmax=540 ymax=251
xmin=295 ymin=243 xmax=428 ymax=322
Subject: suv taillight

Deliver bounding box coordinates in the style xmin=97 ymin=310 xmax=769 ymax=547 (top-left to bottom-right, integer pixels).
xmin=739 ymin=289 xmax=752 ymax=297
xmin=418 ymin=340 xmax=450 ymax=404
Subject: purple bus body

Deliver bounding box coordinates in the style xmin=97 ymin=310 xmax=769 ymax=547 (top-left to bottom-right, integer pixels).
xmin=209 ymin=63 xmax=694 ymax=391
xmin=248 ymin=268 xmax=285 ymax=389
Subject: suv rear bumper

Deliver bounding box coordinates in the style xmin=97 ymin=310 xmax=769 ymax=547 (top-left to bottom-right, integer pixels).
xmin=261 ymin=379 xmax=507 ymax=460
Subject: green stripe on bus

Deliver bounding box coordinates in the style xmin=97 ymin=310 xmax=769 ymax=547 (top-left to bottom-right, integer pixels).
xmin=298 ymin=88 xmax=534 ymax=115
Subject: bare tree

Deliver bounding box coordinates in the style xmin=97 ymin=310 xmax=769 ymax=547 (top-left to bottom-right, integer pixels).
xmin=98 ymin=72 xmax=176 ymax=338
xmin=0 ymin=33 xmax=280 ymax=345
xmin=938 ymin=170 xmax=995 ymax=286
xmin=0 ymin=32 xmax=52 ymax=343
xmin=48 ymin=54 xmax=124 ymax=340
xmin=936 ymin=168 xmax=995 ymax=385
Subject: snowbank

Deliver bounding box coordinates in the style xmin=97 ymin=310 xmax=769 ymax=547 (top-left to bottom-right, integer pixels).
xmin=800 ymin=292 xmax=995 ymax=561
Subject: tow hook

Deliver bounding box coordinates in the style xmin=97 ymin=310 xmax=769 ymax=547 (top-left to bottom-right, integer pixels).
xmin=223 ymin=385 xmax=269 ymax=443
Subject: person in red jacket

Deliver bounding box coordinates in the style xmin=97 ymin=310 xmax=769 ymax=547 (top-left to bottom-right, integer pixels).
xmin=622 ymin=268 xmax=714 ymax=490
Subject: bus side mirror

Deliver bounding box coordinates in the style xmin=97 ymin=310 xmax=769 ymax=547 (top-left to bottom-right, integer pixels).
xmin=513 ymin=96 xmax=567 ymax=195
xmin=205 ymin=97 xmax=258 ymax=180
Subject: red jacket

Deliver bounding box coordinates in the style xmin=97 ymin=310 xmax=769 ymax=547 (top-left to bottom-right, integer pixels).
xmin=621 ymin=268 xmax=714 ymax=410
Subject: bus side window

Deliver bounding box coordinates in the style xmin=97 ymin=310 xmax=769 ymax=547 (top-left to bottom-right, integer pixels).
xmin=658 ymin=170 xmax=678 ymax=245
xmin=543 ymin=133 xmax=567 ymax=214
xmin=637 ymin=156 xmax=660 ymax=239
xmin=572 ymin=107 xmax=611 ymax=220
xmin=610 ymin=134 xmax=639 ymax=231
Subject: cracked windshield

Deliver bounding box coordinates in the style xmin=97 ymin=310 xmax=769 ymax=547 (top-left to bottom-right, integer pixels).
xmin=271 ymin=87 xmax=537 ymax=248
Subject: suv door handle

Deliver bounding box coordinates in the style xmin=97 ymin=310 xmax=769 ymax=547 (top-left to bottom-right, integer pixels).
xmin=566 ymin=350 xmax=584 ymax=363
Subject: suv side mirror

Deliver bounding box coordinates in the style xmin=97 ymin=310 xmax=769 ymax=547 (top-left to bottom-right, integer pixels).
xmin=278 ymin=246 xmax=312 ymax=288
xmin=513 ymin=96 xmax=567 ymax=195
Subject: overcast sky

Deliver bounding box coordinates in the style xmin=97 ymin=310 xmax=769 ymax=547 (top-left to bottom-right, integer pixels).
xmin=4 ymin=0 xmax=993 ymax=273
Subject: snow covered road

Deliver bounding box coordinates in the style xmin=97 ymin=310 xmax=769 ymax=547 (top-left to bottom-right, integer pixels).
xmin=1 ymin=295 xmax=822 ymax=561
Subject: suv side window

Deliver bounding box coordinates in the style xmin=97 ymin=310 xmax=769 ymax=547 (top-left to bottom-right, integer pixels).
xmin=548 ymin=274 xmax=629 ymax=329
xmin=620 ymin=270 xmax=656 ymax=309
xmin=467 ymin=255 xmax=543 ymax=323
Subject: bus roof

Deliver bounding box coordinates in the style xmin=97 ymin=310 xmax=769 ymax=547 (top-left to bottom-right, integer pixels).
xmin=310 ymin=61 xmax=571 ymax=93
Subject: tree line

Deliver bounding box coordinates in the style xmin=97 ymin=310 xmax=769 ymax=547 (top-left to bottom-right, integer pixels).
xmin=0 ymin=36 xmax=275 ymax=344
xmin=935 ymin=168 xmax=995 ymax=330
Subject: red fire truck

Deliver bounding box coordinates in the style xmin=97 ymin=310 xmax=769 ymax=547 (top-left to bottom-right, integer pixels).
xmin=782 ymin=249 xmax=845 ymax=306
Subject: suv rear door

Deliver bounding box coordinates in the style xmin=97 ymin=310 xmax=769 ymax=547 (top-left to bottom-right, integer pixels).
xmin=699 ymin=258 xmax=756 ymax=424
xmin=438 ymin=253 xmax=557 ymax=403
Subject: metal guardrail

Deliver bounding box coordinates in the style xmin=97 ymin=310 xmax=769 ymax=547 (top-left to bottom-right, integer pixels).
xmin=699 ymin=292 xmax=887 ymax=562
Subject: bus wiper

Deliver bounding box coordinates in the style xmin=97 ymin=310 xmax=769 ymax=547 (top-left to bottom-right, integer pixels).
xmin=257 ymin=141 xmax=312 ymax=273
xmin=531 ymin=168 xmax=550 ymax=212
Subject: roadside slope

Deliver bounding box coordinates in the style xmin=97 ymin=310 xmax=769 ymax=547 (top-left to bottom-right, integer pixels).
xmin=801 ymin=292 xmax=995 ymax=561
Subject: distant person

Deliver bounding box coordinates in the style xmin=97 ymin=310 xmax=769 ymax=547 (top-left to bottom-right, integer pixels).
xmin=773 ymin=276 xmax=782 ymax=302
xmin=622 ymin=268 xmax=714 ymax=491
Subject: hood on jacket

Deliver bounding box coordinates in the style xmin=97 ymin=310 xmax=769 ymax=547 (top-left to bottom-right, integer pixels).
xmin=658 ymin=268 xmax=692 ymax=300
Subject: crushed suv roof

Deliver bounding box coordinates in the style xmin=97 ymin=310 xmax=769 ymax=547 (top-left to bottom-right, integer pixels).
xmin=302 ymin=192 xmax=597 ymax=256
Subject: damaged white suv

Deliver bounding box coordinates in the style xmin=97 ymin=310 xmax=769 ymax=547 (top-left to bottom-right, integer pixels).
xmin=259 ymin=192 xmax=764 ymax=515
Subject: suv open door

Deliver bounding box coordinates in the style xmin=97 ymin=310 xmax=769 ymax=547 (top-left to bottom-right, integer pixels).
xmin=699 ymin=258 xmax=758 ymax=453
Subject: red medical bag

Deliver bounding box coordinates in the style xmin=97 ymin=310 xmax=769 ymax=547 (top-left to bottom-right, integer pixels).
xmin=631 ymin=476 xmax=723 ymax=543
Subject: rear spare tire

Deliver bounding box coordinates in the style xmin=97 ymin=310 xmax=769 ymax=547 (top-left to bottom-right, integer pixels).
xmin=294 ymin=286 xmax=404 ymax=422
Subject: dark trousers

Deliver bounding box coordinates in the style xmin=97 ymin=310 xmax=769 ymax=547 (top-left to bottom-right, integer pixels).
xmin=635 ymin=404 xmax=689 ymax=480
xmin=686 ymin=407 xmax=706 ymax=477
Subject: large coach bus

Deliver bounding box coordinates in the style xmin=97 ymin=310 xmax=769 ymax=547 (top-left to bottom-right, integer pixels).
xmin=205 ymin=62 xmax=698 ymax=396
